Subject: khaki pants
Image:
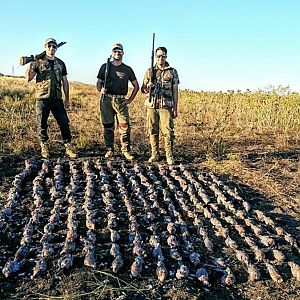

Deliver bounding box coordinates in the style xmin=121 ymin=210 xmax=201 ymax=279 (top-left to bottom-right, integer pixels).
xmin=147 ymin=108 xmax=174 ymax=156
xmin=100 ymin=95 xmax=130 ymax=152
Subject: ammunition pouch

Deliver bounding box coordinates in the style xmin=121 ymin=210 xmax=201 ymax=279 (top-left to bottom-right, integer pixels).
xmin=145 ymin=93 xmax=173 ymax=109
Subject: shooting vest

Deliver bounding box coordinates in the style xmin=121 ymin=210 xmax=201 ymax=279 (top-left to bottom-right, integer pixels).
xmin=35 ymin=57 xmax=65 ymax=99
xmin=143 ymin=63 xmax=179 ymax=109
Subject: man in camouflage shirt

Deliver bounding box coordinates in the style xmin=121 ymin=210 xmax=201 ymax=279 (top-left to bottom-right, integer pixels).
xmin=141 ymin=46 xmax=179 ymax=165
xmin=26 ymin=38 xmax=76 ymax=159
xmin=96 ymin=43 xmax=139 ymax=160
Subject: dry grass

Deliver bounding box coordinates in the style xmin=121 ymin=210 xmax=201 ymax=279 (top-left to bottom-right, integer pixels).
xmin=1 ymin=77 xmax=299 ymax=158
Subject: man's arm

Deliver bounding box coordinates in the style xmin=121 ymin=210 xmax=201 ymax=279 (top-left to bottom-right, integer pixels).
xmin=25 ymin=62 xmax=37 ymax=82
xmin=172 ymin=84 xmax=179 ymax=118
xmin=62 ymin=75 xmax=70 ymax=108
xmin=141 ymin=69 xmax=151 ymax=93
xmin=125 ymin=79 xmax=139 ymax=104
xmin=96 ymin=78 xmax=105 ymax=93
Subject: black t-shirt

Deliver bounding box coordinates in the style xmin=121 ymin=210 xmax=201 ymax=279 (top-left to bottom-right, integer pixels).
xmin=97 ymin=62 xmax=136 ymax=95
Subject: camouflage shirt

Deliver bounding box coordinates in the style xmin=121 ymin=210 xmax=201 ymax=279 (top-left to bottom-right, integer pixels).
xmin=34 ymin=57 xmax=67 ymax=100
xmin=142 ymin=62 xmax=180 ymax=108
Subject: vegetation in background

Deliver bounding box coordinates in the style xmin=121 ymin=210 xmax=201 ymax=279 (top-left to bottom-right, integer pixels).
xmin=1 ymin=77 xmax=299 ymax=159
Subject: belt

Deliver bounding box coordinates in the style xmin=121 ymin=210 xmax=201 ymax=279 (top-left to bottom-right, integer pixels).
xmin=105 ymin=94 xmax=126 ymax=99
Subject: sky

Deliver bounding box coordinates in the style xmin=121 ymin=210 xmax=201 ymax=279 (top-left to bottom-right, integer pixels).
xmin=0 ymin=0 xmax=299 ymax=92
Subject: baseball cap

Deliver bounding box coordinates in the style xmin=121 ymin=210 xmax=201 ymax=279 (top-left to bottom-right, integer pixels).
xmin=112 ymin=43 xmax=123 ymax=51
xmin=45 ymin=38 xmax=57 ymax=45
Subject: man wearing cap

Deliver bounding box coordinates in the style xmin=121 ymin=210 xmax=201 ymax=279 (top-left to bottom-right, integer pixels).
xmin=141 ymin=46 xmax=179 ymax=165
xmin=26 ymin=38 xmax=77 ymax=159
xmin=96 ymin=43 xmax=139 ymax=160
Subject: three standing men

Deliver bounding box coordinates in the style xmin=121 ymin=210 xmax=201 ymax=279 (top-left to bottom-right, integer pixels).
xmin=26 ymin=38 xmax=77 ymax=159
xmin=96 ymin=43 xmax=139 ymax=160
xmin=26 ymin=39 xmax=179 ymax=164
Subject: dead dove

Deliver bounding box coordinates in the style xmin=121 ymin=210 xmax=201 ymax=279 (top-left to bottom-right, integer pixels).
xmin=84 ymin=250 xmax=97 ymax=269
xmin=110 ymin=243 xmax=120 ymax=257
xmin=156 ymin=260 xmax=168 ymax=282
xmin=112 ymin=255 xmax=124 ymax=273
xmin=272 ymin=249 xmax=285 ymax=263
xmin=196 ymin=267 xmax=209 ymax=285
xmin=170 ymin=248 xmax=182 ymax=261
xmin=167 ymin=235 xmax=178 ymax=248
xmin=247 ymin=263 xmax=261 ymax=282
xmin=59 ymin=254 xmax=74 ymax=269
xmin=130 ymin=255 xmax=144 ymax=277
xmin=265 ymin=262 xmax=283 ymax=283
xmin=2 ymin=260 xmax=21 ymax=277
xmin=189 ymin=252 xmax=201 ymax=266
xmin=176 ymin=263 xmax=189 ymax=279
xmin=31 ymin=259 xmax=47 ymax=278
xmin=221 ymin=267 xmax=236 ymax=286
xmin=235 ymin=250 xmax=250 ymax=265
xmin=288 ymin=261 xmax=300 ymax=281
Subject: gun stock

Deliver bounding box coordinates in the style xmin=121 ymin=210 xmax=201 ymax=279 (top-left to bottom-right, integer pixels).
xmin=19 ymin=55 xmax=35 ymax=66
xmin=19 ymin=42 xmax=67 ymax=66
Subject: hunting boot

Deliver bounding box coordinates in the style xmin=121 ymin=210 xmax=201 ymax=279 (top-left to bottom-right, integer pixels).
xmin=122 ymin=151 xmax=134 ymax=161
xmin=40 ymin=142 xmax=49 ymax=159
xmin=165 ymin=138 xmax=174 ymax=165
xmin=148 ymin=135 xmax=159 ymax=163
xmin=104 ymin=148 xmax=114 ymax=159
xmin=64 ymin=143 xmax=77 ymax=159
xmin=166 ymin=153 xmax=174 ymax=165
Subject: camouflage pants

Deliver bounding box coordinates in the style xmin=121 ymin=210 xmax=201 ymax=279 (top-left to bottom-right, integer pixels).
xmin=36 ymin=98 xmax=71 ymax=143
xmin=147 ymin=108 xmax=174 ymax=156
xmin=100 ymin=95 xmax=131 ymax=152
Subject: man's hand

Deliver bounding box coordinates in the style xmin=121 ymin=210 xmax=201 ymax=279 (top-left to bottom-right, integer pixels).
xmin=173 ymin=108 xmax=178 ymax=119
xmin=25 ymin=61 xmax=37 ymax=82
xmin=125 ymin=97 xmax=132 ymax=105
xmin=146 ymin=81 xmax=154 ymax=93
xmin=64 ymin=99 xmax=69 ymax=109
xmin=147 ymin=81 xmax=153 ymax=89
xmin=29 ymin=61 xmax=37 ymax=70
xmin=100 ymin=87 xmax=107 ymax=95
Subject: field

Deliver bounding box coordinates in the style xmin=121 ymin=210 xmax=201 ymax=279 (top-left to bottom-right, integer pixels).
xmin=0 ymin=76 xmax=300 ymax=300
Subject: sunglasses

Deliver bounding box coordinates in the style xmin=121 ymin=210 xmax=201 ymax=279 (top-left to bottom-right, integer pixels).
xmin=113 ymin=50 xmax=123 ymax=53
xmin=156 ymin=55 xmax=167 ymax=59
xmin=47 ymin=44 xmax=57 ymax=49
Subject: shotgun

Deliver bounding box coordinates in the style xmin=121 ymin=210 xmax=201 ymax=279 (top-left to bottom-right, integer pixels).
xmin=19 ymin=42 xmax=66 ymax=66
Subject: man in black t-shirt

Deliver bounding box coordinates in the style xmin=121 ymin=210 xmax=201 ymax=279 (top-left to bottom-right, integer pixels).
xmin=26 ymin=38 xmax=76 ymax=159
xmin=96 ymin=43 xmax=139 ymax=160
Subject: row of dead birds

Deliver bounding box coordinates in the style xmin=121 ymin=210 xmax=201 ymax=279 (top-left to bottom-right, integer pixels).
xmin=0 ymin=158 xmax=38 ymax=229
xmin=111 ymin=163 xmax=143 ymax=276
xmin=32 ymin=161 xmax=64 ymax=277
xmin=160 ymin=167 xmax=236 ymax=285
xmin=176 ymin=168 xmax=300 ymax=283
xmin=95 ymin=161 xmax=125 ymax=274
xmin=2 ymin=160 xmax=50 ymax=278
xmin=59 ymin=160 xmax=98 ymax=270
xmin=207 ymin=173 xmax=299 ymax=252
xmin=3 ymin=160 xmax=299 ymax=283
xmin=111 ymin=163 xmax=232 ymax=284
xmin=207 ymin=172 xmax=300 ymax=282
xmin=81 ymin=160 xmax=99 ymax=269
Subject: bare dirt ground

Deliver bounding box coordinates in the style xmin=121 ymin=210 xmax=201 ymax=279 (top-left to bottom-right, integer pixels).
xmin=0 ymin=148 xmax=299 ymax=300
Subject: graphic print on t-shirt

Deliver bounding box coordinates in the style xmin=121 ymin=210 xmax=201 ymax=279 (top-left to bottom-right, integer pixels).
xmin=116 ymin=71 xmax=125 ymax=79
